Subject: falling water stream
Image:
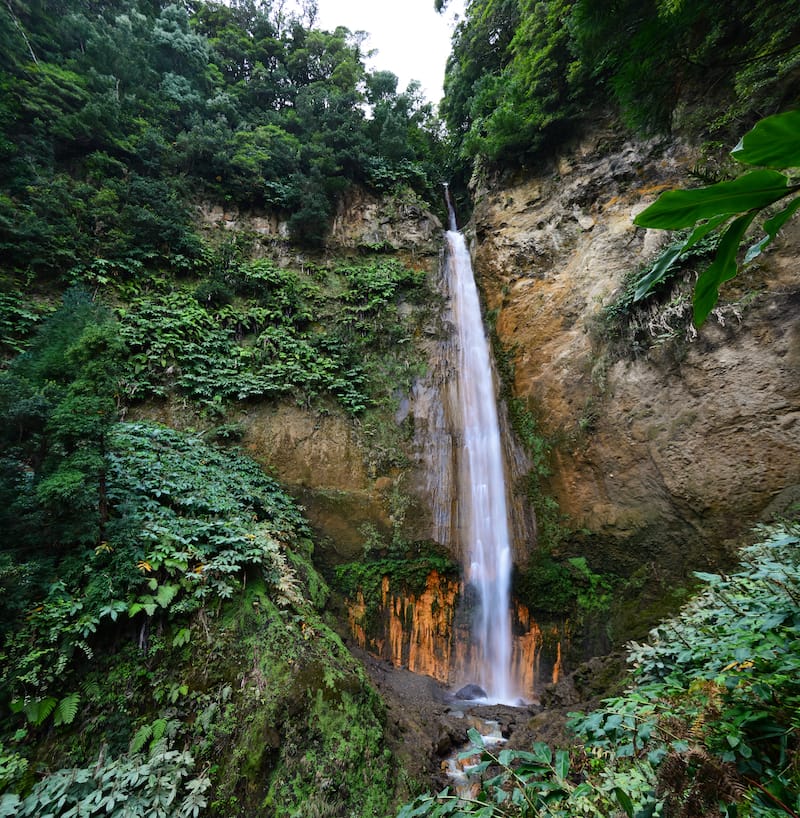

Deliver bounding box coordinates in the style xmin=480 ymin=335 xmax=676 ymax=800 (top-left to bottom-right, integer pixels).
xmin=444 ymin=187 xmax=516 ymax=704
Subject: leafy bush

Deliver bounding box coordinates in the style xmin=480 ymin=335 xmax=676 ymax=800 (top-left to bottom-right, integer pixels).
xmin=399 ymin=523 xmax=800 ymax=817
xmin=0 ymin=288 xmax=125 ymax=547
xmin=443 ymin=0 xmax=800 ymax=167
xmin=116 ymin=257 xmax=427 ymax=414
xmin=596 ymin=227 xmax=720 ymax=355
xmin=0 ymin=291 xmax=48 ymax=357
xmin=512 ymin=554 xmax=611 ymax=619
xmin=0 ymin=421 xmax=317 ymax=711
xmin=0 ymin=740 xmax=210 ymax=818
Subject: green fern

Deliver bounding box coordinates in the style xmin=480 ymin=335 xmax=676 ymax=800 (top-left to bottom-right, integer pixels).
xmin=53 ymin=692 xmax=80 ymax=726
xmin=25 ymin=697 xmax=56 ymax=727
xmin=172 ymin=627 xmax=192 ymax=647
xmin=155 ymin=583 xmax=178 ymax=609
xmin=130 ymin=723 xmax=153 ymax=754
xmin=130 ymin=717 xmax=170 ymax=754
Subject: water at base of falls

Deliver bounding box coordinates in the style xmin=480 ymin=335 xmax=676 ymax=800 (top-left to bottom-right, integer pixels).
xmin=444 ymin=219 xmax=517 ymax=705
xmin=445 ymin=718 xmax=506 ymax=798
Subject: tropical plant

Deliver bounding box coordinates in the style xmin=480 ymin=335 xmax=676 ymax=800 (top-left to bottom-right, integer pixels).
xmin=633 ymin=109 xmax=800 ymax=325
xmin=0 ymin=287 xmax=125 ymax=547
xmin=398 ymin=523 xmax=800 ymax=818
xmin=115 ymin=256 xmax=427 ymax=414
xmin=0 ymin=421 xmax=315 ymax=716
xmin=0 ymin=740 xmax=210 ymax=818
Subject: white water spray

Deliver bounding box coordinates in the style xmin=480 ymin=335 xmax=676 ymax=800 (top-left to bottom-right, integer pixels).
xmin=444 ymin=187 xmax=515 ymax=703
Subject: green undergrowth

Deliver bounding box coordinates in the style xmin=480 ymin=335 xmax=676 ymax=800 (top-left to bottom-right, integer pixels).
xmin=0 ymin=289 xmax=53 ymax=359
xmin=114 ymin=251 xmax=429 ymax=416
xmin=400 ymin=522 xmax=800 ymax=818
xmin=0 ymin=422 xmax=396 ymax=817
xmin=2 ymin=246 xmax=432 ymax=421
xmin=0 ymin=243 xmax=432 ymax=816
xmin=512 ymin=553 xmax=612 ymax=621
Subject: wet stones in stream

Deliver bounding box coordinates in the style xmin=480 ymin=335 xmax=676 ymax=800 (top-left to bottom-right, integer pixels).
xmin=351 ymin=647 xmax=545 ymax=793
xmin=352 ymin=646 xmax=627 ymax=801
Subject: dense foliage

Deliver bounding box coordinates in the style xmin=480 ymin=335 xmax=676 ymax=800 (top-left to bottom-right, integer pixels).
xmin=0 ymin=418 xmax=395 ymax=816
xmin=400 ymin=523 xmax=800 ymax=818
xmin=114 ymin=253 xmax=426 ymax=413
xmin=440 ymin=0 xmax=800 ymax=166
xmin=0 ymin=0 xmax=445 ymax=284
xmin=0 ymin=1 xmax=439 ymax=805
xmin=0 ymin=249 xmax=429 ymax=556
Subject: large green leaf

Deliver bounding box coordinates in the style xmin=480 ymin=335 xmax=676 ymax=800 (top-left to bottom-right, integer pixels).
xmin=131 ymin=723 xmax=154 ymax=753
xmin=732 ymin=109 xmax=800 ymax=168
xmin=633 ymin=170 xmax=790 ymax=229
xmin=554 ymin=748 xmax=570 ymax=780
xmin=632 ymin=242 xmax=686 ymax=301
xmin=744 ymin=197 xmax=800 ymax=264
xmin=155 ymin=583 xmax=178 ymax=609
xmin=25 ymin=696 xmax=57 ymax=726
xmin=614 ymin=787 xmax=635 ymax=818
xmin=693 ymin=212 xmax=756 ymax=326
xmin=633 ymin=214 xmax=729 ymax=301
xmin=531 ymin=741 xmax=552 ymax=765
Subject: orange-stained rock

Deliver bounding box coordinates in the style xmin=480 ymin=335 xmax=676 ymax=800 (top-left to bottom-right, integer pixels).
xmin=346 ymin=570 xmax=565 ymax=700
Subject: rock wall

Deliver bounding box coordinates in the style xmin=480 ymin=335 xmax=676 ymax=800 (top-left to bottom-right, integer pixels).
xmin=346 ymin=572 xmax=564 ymax=700
xmin=197 ymin=186 xmax=444 ymax=256
xmin=194 ymin=189 xmax=445 ymax=565
xmin=195 ymin=186 xmax=540 ymax=569
xmin=470 ymin=129 xmax=800 ymax=577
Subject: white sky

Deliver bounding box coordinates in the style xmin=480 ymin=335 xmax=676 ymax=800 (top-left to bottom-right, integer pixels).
xmin=314 ymin=0 xmax=466 ymax=104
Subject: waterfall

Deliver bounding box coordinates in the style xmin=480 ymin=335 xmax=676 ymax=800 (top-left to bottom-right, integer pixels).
xmin=444 ymin=188 xmax=516 ymax=704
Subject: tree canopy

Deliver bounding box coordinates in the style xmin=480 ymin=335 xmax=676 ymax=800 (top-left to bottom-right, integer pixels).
xmin=0 ymin=0 xmax=446 ymax=275
xmin=441 ymin=0 xmax=800 ymax=167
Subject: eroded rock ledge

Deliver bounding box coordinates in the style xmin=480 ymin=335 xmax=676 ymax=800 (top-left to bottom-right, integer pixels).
xmin=470 ymin=130 xmax=800 ymax=575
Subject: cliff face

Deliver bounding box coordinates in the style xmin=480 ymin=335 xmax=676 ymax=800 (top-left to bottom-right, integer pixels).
xmin=195 ymin=141 xmax=799 ymax=680
xmin=194 ymin=189 xmax=445 ymax=564
xmin=345 ymin=572 xmax=564 ymax=700
xmin=470 ymin=129 xmax=800 ymax=576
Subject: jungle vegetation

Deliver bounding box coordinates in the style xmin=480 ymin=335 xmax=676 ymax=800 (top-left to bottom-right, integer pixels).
xmin=440 ymin=0 xmax=800 ymax=169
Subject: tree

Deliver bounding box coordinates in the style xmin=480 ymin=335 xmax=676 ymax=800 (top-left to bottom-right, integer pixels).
xmin=37 ymin=319 xmax=126 ymax=545
xmin=466 ymin=0 xmax=581 ymax=161
xmin=633 ymin=108 xmax=800 ymax=325
xmin=0 ymin=289 xmax=126 ymax=547
xmin=441 ymin=0 xmax=521 ymax=157
xmin=571 ymin=0 xmax=800 ymax=134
